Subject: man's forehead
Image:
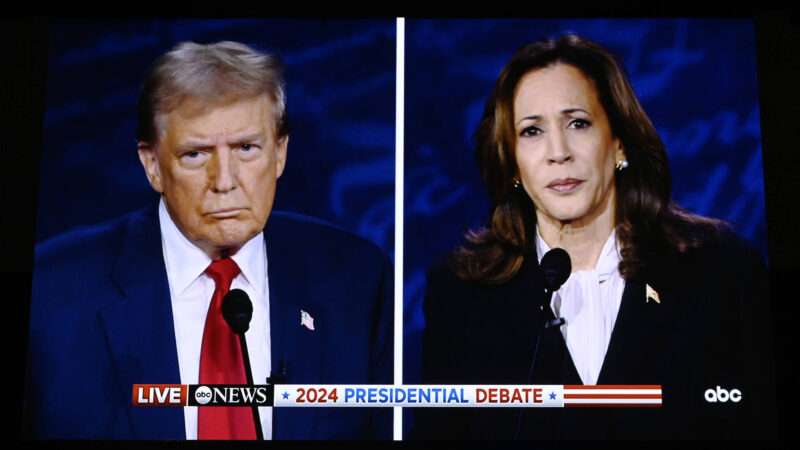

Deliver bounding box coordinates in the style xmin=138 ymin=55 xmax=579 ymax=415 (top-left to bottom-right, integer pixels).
xmin=160 ymin=94 xmax=275 ymax=140
xmin=170 ymin=93 xmax=272 ymax=120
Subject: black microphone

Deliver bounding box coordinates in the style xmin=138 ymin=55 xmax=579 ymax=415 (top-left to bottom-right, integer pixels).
xmin=541 ymin=247 xmax=571 ymax=291
xmin=221 ymin=288 xmax=263 ymax=441
xmin=540 ymin=248 xmax=570 ymax=328
xmin=222 ymin=288 xmax=253 ymax=334
xmin=515 ymin=248 xmax=571 ymax=440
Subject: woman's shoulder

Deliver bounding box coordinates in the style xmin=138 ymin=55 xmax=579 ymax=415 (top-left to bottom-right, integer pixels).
xmin=660 ymin=224 xmax=768 ymax=303
xmin=424 ymin=250 xmax=543 ymax=312
xmin=678 ymin=224 xmax=765 ymax=271
xmin=425 ymin=255 xmax=474 ymax=301
xmin=424 ymin=253 xmax=500 ymax=316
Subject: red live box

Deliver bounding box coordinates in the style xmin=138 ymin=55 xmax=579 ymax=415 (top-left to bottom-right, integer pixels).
xmin=132 ymin=384 xmax=187 ymax=407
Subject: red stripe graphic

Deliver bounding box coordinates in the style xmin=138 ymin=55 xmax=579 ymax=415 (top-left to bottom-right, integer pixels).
xmin=566 ymin=404 xmax=662 ymax=408
xmin=564 ymin=394 xmax=662 ymax=399
xmin=564 ymin=385 xmax=661 ymax=389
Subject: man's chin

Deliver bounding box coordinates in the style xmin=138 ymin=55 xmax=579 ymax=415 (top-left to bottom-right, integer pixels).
xmin=220 ymin=231 xmax=262 ymax=250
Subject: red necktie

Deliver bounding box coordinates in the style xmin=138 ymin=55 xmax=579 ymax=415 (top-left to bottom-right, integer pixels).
xmin=198 ymin=258 xmax=257 ymax=440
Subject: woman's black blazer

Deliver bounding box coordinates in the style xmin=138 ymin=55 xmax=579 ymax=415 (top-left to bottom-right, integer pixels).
xmin=413 ymin=230 xmax=778 ymax=440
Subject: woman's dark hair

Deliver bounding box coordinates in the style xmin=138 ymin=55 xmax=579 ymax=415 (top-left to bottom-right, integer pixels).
xmin=453 ymin=34 xmax=725 ymax=284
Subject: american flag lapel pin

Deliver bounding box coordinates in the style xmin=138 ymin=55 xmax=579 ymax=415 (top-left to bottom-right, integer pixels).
xmin=300 ymin=309 xmax=315 ymax=331
xmin=646 ymin=284 xmax=661 ymax=304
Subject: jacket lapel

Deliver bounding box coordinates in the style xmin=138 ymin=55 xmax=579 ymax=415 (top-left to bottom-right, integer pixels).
xmin=489 ymin=254 xmax=583 ymax=385
xmin=266 ymin=221 xmax=321 ymax=439
xmin=99 ymin=204 xmax=184 ymax=440
xmin=597 ymin=262 xmax=678 ymax=385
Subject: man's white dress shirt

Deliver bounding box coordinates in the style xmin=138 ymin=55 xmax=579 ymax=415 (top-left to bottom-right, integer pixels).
xmin=158 ymin=198 xmax=272 ymax=439
xmin=535 ymin=227 xmax=625 ymax=385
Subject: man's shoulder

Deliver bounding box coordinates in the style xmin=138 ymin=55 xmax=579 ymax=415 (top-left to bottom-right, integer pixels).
xmin=34 ymin=208 xmax=151 ymax=268
xmin=266 ymin=210 xmax=389 ymax=265
xmin=265 ymin=211 xmax=392 ymax=313
xmin=30 ymin=207 xmax=158 ymax=316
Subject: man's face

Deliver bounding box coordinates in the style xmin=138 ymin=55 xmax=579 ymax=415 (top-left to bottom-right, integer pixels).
xmin=138 ymin=95 xmax=288 ymax=259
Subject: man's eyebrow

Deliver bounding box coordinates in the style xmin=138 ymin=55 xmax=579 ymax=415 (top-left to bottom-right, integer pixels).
xmin=177 ymin=133 xmax=265 ymax=149
xmin=228 ymin=133 xmax=264 ymax=143
xmin=178 ymin=139 xmax=213 ymax=150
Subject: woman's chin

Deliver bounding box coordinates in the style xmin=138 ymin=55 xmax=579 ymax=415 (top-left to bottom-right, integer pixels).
xmin=538 ymin=206 xmax=590 ymax=226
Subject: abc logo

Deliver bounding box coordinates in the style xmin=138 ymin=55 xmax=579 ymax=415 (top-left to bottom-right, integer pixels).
xmin=195 ymin=386 xmax=213 ymax=405
xmin=704 ymin=386 xmax=741 ymax=403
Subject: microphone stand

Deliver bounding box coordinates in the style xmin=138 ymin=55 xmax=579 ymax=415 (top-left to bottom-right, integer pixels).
xmin=223 ymin=289 xmax=263 ymax=440
xmin=236 ymin=333 xmax=264 ymax=441
xmin=513 ymin=287 xmax=563 ymax=440
xmin=513 ymin=247 xmax=569 ymax=440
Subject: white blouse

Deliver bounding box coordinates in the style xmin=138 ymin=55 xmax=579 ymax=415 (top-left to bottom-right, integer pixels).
xmin=535 ymin=228 xmax=625 ymax=385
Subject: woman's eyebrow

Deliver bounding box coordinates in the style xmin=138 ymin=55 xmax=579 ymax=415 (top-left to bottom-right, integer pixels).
xmin=516 ymin=108 xmax=590 ymax=125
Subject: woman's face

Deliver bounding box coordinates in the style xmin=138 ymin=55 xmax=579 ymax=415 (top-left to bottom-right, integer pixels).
xmin=513 ymin=63 xmax=624 ymax=228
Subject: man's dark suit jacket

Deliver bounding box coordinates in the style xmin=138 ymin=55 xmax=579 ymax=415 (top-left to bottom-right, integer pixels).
xmin=24 ymin=202 xmax=393 ymax=439
xmin=413 ymin=230 xmax=778 ymax=440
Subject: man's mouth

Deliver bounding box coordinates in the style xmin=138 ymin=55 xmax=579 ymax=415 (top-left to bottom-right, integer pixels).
xmin=207 ymin=208 xmax=244 ymax=219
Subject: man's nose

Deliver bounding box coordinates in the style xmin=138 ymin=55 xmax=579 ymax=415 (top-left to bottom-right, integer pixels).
xmin=546 ymin=130 xmax=572 ymax=164
xmin=209 ymin=147 xmax=237 ymax=193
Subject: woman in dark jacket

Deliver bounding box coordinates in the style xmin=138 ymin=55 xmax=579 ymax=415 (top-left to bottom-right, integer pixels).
xmin=414 ymin=34 xmax=777 ymax=440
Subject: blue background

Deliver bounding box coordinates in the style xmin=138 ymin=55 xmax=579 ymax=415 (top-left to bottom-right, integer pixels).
xmin=37 ymin=19 xmax=396 ymax=257
xmin=402 ymin=19 xmax=768 ymax=432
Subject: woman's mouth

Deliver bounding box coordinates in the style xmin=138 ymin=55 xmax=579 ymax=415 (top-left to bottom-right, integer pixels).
xmin=547 ymin=178 xmax=584 ymax=193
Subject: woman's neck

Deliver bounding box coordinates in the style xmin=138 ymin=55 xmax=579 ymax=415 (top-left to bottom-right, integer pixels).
xmin=536 ymin=191 xmax=616 ymax=272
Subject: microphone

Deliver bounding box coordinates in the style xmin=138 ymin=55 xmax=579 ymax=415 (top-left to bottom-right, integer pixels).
xmin=541 ymin=247 xmax=571 ymax=291
xmin=221 ymin=288 xmax=263 ymax=441
xmin=539 ymin=248 xmax=570 ymax=328
xmin=222 ymin=288 xmax=253 ymax=334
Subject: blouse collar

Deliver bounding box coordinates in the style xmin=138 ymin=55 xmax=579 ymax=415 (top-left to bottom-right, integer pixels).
xmin=535 ymin=226 xmax=621 ymax=282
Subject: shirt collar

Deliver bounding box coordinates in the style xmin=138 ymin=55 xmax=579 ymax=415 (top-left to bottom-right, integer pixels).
xmin=535 ymin=226 xmax=621 ymax=281
xmin=158 ymin=197 xmax=266 ymax=296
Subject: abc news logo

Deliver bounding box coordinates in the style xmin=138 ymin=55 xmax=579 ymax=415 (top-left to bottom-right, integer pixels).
xmin=704 ymin=386 xmax=742 ymax=403
xmin=133 ymin=384 xmax=273 ymax=407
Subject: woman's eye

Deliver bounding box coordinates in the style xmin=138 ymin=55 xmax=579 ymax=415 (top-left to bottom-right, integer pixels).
xmin=569 ymin=119 xmax=591 ymax=129
xmin=520 ymin=126 xmax=542 ymax=137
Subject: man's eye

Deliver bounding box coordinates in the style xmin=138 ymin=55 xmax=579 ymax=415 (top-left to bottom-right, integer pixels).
xmin=179 ymin=150 xmax=208 ymax=167
xmin=520 ymin=126 xmax=542 ymax=137
xmin=569 ymin=119 xmax=591 ymax=129
xmin=239 ymin=143 xmax=261 ymax=151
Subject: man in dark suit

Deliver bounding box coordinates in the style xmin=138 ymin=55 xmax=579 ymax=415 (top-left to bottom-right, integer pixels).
xmin=24 ymin=41 xmax=392 ymax=440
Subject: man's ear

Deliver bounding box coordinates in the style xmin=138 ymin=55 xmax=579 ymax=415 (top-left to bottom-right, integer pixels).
xmin=275 ymin=135 xmax=288 ymax=179
xmin=137 ymin=141 xmax=164 ymax=193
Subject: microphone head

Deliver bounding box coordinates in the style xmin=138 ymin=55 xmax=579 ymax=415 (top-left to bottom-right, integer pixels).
xmin=540 ymin=248 xmax=571 ymax=291
xmin=221 ymin=288 xmax=253 ymax=334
